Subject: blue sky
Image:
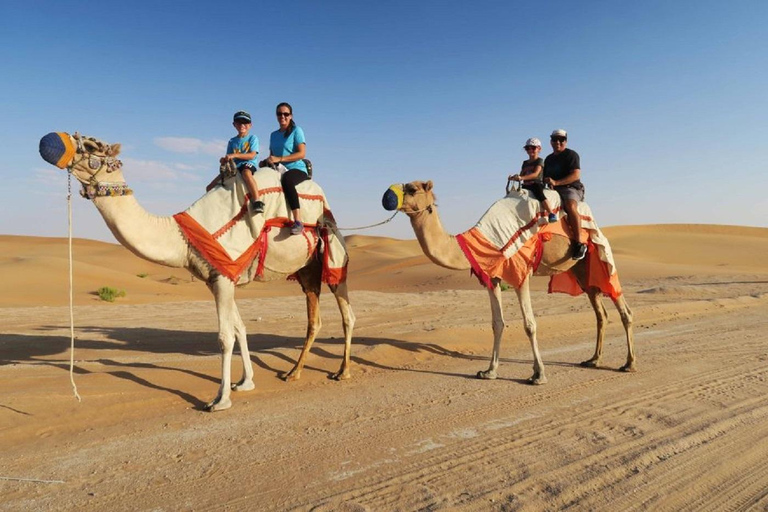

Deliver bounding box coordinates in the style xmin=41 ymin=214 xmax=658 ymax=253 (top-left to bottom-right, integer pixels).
xmin=1 ymin=0 xmax=766 ymax=242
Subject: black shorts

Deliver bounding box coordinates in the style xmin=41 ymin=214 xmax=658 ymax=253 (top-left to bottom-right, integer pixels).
xmin=522 ymin=182 xmax=547 ymax=203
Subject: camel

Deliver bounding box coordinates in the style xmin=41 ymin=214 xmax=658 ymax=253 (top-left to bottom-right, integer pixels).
xmin=38 ymin=132 xmax=355 ymax=411
xmin=382 ymin=180 xmax=634 ymax=384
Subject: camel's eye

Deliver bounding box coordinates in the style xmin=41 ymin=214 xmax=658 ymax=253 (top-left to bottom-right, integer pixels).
xmin=404 ymin=183 xmax=417 ymax=195
xmin=83 ymin=140 xmax=99 ymax=153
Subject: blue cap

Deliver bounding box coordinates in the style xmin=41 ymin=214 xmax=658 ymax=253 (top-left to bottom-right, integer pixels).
xmin=233 ymin=111 xmax=251 ymax=123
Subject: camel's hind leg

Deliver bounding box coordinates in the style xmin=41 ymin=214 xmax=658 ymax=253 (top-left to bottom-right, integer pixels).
xmin=580 ymin=288 xmax=608 ymax=368
xmin=613 ymin=294 xmax=636 ymax=372
xmin=282 ymin=262 xmax=322 ymax=382
xmin=328 ymin=280 xmax=355 ymax=380
xmin=572 ymin=260 xmax=636 ymax=371
xmin=477 ymin=280 xmax=506 ymax=380
xmin=205 ymin=275 xmax=244 ymax=411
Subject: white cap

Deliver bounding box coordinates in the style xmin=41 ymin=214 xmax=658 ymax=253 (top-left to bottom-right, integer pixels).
xmin=550 ymin=129 xmax=567 ymax=139
xmin=524 ymin=137 xmax=541 ymax=148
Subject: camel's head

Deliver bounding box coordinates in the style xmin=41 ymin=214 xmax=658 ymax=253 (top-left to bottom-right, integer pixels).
xmin=39 ymin=132 xmax=123 ymax=187
xmin=382 ymin=181 xmax=435 ymax=215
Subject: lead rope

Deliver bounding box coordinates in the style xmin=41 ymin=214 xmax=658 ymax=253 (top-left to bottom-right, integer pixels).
xmin=336 ymin=202 xmax=436 ymax=232
xmin=337 ymin=211 xmax=399 ymax=231
xmin=67 ymin=171 xmax=81 ymax=402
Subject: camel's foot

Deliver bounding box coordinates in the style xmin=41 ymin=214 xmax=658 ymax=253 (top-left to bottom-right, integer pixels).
xmin=620 ymin=362 xmax=637 ymax=373
xmin=282 ymin=367 xmax=302 ymax=382
xmin=204 ymin=397 xmax=232 ymax=412
xmin=331 ymin=368 xmax=351 ymax=381
xmin=231 ymin=379 xmax=255 ymax=392
xmin=580 ymin=357 xmax=601 ymax=368
xmin=477 ymin=369 xmax=497 ymax=380
xmin=527 ymin=373 xmax=548 ymax=385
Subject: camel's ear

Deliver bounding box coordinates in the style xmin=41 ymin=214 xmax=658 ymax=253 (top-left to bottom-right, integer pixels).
xmin=424 ymin=180 xmax=433 ymax=192
xmin=107 ymin=143 xmax=122 ymax=156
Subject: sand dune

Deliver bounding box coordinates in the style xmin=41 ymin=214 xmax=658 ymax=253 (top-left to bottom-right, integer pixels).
xmin=1 ymin=225 xmax=767 ymax=510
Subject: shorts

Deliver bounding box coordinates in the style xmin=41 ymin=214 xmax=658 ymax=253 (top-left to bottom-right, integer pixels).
xmin=555 ymin=185 xmax=585 ymax=203
xmin=522 ymin=182 xmax=547 ymax=202
xmin=238 ymin=163 xmax=256 ymax=174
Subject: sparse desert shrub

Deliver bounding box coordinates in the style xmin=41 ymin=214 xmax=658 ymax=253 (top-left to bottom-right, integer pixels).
xmin=97 ymin=286 xmax=126 ymax=302
xmin=499 ymin=282 xmax=510 ymax=292
xmin=136 ymin=273 xmax=148 ymax=278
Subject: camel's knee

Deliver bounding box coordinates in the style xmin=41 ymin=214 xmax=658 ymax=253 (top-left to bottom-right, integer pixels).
xmin=522 ymin=320 xmax=537 ymax=339
xmin=620 ymin=310 xmax=633 ymax=330
xmin=218 ymin=334 xmax=235 ymax=353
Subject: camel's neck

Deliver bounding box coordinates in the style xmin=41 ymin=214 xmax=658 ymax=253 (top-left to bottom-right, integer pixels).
xmin=409 ymin=208 xmax=470 ymax=270
xmin=91 ymin=192 xmax=189 ymax=268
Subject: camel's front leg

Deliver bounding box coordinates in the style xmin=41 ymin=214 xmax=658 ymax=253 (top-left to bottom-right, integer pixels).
xmin=329 ymin=281 xmax=355 ymax=381
xmin=205 ymin=277 xmax=238 ymax=411
xmin=477 ymin=280 xmax=505 ymax=380
xmin=283 ymin=281 xmax=322 ymax=382
xmin=581 ymin=288 xmax=608 ymax=368
xmin=231 ymin=303 xmax=255 ymax=392
xmin=613 ymin=295 xmax=636 ymax=372
xmin=517 ymin=278 xmax=547 ymax=385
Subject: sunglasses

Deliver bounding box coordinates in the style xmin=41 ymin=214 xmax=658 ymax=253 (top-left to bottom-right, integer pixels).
xmin=551 ymin=136 xmax=567 ymax=143
xmin=524 ymin=146 xmax=539 ymax=150
xmin=276 ymin=112 xmax=291 ymax=117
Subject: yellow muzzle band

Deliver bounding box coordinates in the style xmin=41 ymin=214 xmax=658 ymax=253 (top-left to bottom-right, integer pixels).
xmin=388 ymin=185 xmax=404 ymax=210
xmin=55 ymin=132 xmax=76 ymax=169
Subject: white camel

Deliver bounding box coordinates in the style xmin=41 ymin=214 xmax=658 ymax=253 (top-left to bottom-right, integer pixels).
xmin=39 ymin=132 xmax=355 ymax=411
xmin=383 ymin=180 xmax=635 ymax=384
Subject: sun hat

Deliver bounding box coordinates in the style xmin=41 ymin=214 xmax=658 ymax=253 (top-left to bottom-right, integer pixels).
xmin=524 ymin=137 xmax=541 ymax=148
xmin=233 ymin=111 xmax=252 ymax=123
xmin=550 ymin=129 xmax=567 ymax=139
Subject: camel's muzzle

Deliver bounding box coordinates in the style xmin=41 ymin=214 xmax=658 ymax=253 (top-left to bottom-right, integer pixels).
xmin=39 ymin=132 xmax=75 ymax=169
xmin=382 ymin=184 xmax=404 ymax=211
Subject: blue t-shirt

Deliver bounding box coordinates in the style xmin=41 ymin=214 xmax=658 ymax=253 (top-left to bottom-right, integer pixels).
xmin=227 ymin=134 xmax=259 ymax=169
xmin=270 ymin=126 xmax=307 ymax=173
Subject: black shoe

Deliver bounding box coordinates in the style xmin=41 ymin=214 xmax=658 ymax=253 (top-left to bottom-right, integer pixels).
xmin=251 ymin=200 xmax=265 ymax=214
xmin=572 ymin=242 xmax=587 ymax=260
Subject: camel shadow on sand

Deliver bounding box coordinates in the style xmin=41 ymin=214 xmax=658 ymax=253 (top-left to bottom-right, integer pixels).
xmin=0 ymin=326 xmax=603 ymax=407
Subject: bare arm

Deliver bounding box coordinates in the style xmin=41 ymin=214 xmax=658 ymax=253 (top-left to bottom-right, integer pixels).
xmin=267 ymin=143 xmax=306 ymax=165
xmin=545 ymin=168 xmax=581 ymax=187
xmin=226 ymin=151 xmax=257 ymax=161
xmin=510 ymin=164 xmax=542 ymax=182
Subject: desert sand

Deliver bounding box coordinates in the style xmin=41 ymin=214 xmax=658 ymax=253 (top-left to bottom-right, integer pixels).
xmin=1 ymin=225 xmax=767 ymax=511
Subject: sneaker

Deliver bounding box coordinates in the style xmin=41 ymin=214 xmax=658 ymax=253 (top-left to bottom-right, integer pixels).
xmin=290 ymin=220 xmax=304 ymax=235
xmin=548 ymin=213 xmax=558 ymax=223
xmin=572 ymin=242 xmax=587 ymax=260
xmin=250 ymin=200 xmax=265 ymax=214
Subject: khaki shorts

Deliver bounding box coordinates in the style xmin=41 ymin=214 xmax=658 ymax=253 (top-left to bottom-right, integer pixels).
xmin=555 ymin=185 xmax=585 ymax=203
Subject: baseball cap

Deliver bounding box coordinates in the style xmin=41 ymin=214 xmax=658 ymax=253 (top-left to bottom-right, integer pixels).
xmin=233 ymin=111 xmax=252 ymax=123
xmin=550 ymin=129 xmax=567 ymax=139
xmin=524 ymin=137 xmax=541 ymax=148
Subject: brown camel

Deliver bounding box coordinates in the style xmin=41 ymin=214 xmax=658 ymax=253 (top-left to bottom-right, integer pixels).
xmin=383 ymin=180 xmax=635 ymax=384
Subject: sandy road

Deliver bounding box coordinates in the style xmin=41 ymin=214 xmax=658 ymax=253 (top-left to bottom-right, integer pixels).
xmin=1 ymin=278 xmax=767 ymax=511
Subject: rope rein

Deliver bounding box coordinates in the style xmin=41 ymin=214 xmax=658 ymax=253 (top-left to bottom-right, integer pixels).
xmin=336 ymin=202 xmax=435 ymax=231
xmin=337 ymin=211 xmax=398 ymax=231
xmin=67 ymin=172 xmax=82 ymax=402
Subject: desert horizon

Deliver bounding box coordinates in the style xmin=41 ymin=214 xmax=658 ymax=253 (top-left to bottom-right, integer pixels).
xmin=2 ymin=224 xmax=767 ymax=510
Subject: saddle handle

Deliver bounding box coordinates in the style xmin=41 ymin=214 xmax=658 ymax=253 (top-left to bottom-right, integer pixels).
xmin=506 ymin=176 xmax=521 ymax=194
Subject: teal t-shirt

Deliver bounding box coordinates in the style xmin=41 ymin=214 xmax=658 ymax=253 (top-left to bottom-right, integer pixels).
xmin=227 ymin=134 xmax=259 ymax=168
xmin=270 ymin=126 xmax=307 ymax=173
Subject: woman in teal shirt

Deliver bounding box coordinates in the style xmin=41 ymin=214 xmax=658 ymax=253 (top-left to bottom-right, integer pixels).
xmin=265 ymin=102 xmax=308 ymax=235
